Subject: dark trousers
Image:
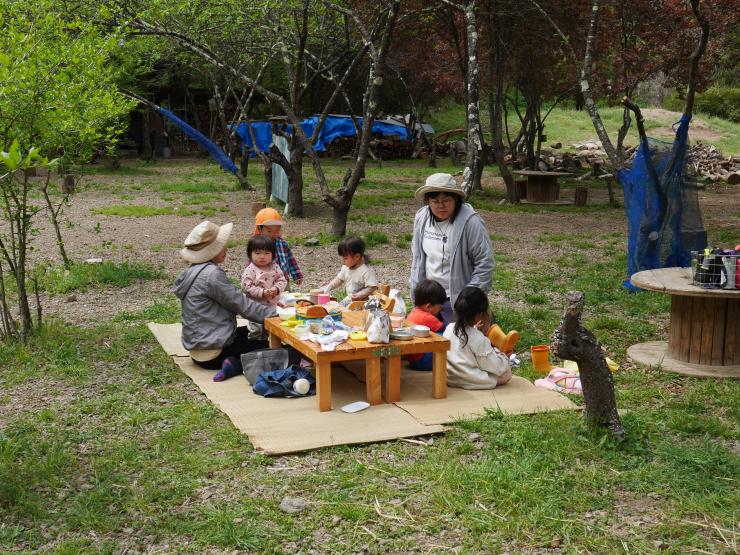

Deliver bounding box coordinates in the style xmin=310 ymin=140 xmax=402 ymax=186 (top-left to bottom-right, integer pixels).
xmin=192 ymin=327 xmax=300 ymax=372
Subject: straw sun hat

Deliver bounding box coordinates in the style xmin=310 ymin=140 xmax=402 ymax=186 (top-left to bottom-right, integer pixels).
xmin=180 ymin=221 xmax=233 ymax=264
xmin=414 ymin=173 xmax=465 ymax=202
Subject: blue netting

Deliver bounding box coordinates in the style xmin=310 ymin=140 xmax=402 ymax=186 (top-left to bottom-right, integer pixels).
xmin=232 ymin=115 xmax=407 ymax=155
xmin=618 ymin=114 xmax=706 ymax=291
xmin=158 ymin=107 xmax=238 ymax=175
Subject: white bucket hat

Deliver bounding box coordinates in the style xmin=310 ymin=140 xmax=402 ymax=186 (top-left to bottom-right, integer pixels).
xmin=414 ymin=173 xmax=465 ymax=201
xmin=180 ymin=221 xmax=233 ymax=264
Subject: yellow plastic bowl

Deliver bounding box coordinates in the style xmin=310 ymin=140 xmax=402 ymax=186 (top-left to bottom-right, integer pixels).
xmin=350 ymin=330 xmax=367 ymax=341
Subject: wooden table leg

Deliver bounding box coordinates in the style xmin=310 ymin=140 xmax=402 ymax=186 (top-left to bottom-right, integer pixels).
xmin=365 ymin=358 xmax=382 ymax=405
xmin=385 ymin=356 xmax=401 ymax=403
xmin=268 ymin=332 xmax=281 ymax=349
xmin=316 ymin=361 xmax=332 ymax=412
xmin=432 ymin=351 xmax=447 ymax=399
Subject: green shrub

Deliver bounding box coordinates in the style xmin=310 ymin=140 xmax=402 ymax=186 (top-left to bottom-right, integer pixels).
xmin=664 ymin=86 xmax=740 ymax=122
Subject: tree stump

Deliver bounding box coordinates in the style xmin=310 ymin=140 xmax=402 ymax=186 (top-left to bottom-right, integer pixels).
xmin=60 ymin=174 xmax=75 ymax=194
xmin=551 ymin=291 xmax=624 ymax=438
xmin=574 ymin=186 xmax=589 ymax=206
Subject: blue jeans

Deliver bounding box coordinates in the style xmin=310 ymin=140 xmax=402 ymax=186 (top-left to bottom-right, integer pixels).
xmin=409 ymin=352 xmax=433 ymax=371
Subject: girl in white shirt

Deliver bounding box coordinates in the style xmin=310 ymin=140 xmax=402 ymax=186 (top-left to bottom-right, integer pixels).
xmin=443 ymin=286 xmax=512 ymax=389
xmin=323 ymin=236 xmax=378 ymax=305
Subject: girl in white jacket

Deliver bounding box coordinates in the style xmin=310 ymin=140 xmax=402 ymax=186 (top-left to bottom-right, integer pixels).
xmin=443 ymin=287 xmax=512 ymax=389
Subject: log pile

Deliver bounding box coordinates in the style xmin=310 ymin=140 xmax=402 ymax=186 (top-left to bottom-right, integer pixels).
xmin=689 ymin=143 xmax=740 ymax=184
xmin=325 ymin=136 xmax=414 ymax=160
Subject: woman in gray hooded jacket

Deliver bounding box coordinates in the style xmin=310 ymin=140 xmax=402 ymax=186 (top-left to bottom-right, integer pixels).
xmin=410 ymin=174 xmax=494 ymax=324
xmin=173 ymin=221 xmax=276 ymax=381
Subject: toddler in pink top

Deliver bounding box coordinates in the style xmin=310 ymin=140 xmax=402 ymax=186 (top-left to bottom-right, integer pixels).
xmin=241 ymin=235 xmax=287 ymax=308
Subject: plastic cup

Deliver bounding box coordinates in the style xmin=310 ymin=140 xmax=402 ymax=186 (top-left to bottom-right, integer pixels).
xmin=317 ymin=293 xmax=330 ymax=305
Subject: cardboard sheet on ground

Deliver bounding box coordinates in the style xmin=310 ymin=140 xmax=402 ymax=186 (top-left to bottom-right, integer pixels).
xmin=149 ymin=323 xmax=577 ymax=454
xmin=395 ymin=371 xmax=577 ymax=425
xmin=171 ymin=356 xmax=443 ymax=454
xmin=340 ymin=360 xmax=578 ymax=425
xmin=148 ymin=320 xmax=248 ymax=357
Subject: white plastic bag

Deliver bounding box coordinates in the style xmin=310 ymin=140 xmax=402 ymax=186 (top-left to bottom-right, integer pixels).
xmin=365 ymin=309 xmax=390 ymax=343
xmin=389 ymin=288 xmax=407 ymax=317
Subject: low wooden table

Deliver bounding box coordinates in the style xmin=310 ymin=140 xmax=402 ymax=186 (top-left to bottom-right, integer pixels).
xmin=512 ymin=170 xmax=572 ymax=204
xmin=265 ymin=311 xmax=450 ymax=411
xmin=628 ymin=267 xmax=740 ymax=378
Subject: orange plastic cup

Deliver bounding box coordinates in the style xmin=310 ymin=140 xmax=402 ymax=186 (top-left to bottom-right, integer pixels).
xmin=530 ymin=345 xmax=554 ymax=374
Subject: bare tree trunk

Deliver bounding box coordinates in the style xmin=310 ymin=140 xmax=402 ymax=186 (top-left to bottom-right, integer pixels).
xmin=460 ymin=0 xmax=483 ymax=197
xmin=321 ymin=0 xmax=401 ymax=236
xmin=530 ymin=0 xmax=621 ymax=170
xmin=288 ymin=143 xmax=304 ymax=216
xmin=551 ymin=292 xmax=624 ymax=439
xmin=486 ymin=0 xmax=518 ymax=203
xmin=213 ymin=84 xmax=236 ymax=161
xmin=616 ymin=105 xmax=631 ymax=166
xmin=0 ymin=260 xmax=16 ymax=338
xmin=141 ymin=110 xmax=153 ymax=161
xmin=683 ymin=0 xmax=710 ymax=117
xmin=41 ymin=172 xmax=71 ymax=269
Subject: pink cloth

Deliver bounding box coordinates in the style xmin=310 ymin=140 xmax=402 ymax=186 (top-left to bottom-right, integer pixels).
xmin=534 ymin=367 xmax=583 ymax=395
xmin=240 ymin=262 xmax=287 ymax=307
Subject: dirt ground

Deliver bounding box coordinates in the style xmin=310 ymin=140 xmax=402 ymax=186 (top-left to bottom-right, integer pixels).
xmin=641 ymin=108 xmax=725 ymax=142
xmin=26 ymin=159 xmax=739 ymax=326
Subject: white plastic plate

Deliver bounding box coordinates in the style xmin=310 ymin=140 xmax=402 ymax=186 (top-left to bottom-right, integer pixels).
xmin=341 ymin=401 xmax=370 ymax=413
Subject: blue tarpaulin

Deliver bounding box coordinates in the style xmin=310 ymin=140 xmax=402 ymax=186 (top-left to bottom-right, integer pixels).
xmin=233 ymin=115 xmax=407 ymax=155
xmin=157 ymin=107 xmax=238 ymax=175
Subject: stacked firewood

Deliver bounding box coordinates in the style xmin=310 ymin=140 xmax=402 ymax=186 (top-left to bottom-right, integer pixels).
xmin=326 ymin=136 xmax=356 ymax=157
xmin=689 ymin=143 xmax=740 ymax=184
xmin=368 ymin=136 xmax=414 ymax=160
xmin=325 ymin=136 xmax=413 ymax=160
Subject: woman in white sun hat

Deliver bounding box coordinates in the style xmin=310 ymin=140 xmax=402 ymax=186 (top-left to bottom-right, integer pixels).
xmin=410 ymin=173 xmax=494 ymax=324
xmin=173 ymin=221 xmax=277 ymax=382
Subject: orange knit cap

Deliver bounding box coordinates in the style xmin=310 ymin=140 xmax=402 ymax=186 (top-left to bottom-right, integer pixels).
xmin=253 ymin=207 xmax=283 ymax=235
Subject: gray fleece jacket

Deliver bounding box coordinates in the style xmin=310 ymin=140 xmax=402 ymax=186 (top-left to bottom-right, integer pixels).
xmin=410 ymin=202 xmax=494 ymax=306
xmin=173 ymin=262 xmax=276 ymax=351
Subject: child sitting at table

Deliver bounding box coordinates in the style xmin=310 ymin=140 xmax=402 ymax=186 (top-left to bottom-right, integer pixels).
xmin=443 ymin=286 xmax=512 ymax=389
xmin=322 ymin=236 xmax=378 ymax=306
xmin=241 ymin=234 xmax=287 ymax=338
xmin=254 ymin=207 xmax=303 ymax=286
xmin=405 ymin=279 xmax=448 ymax=371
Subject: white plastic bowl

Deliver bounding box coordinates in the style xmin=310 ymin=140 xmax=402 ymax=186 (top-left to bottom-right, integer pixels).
xmin=277 ymin=306 xmax=296 ymax=320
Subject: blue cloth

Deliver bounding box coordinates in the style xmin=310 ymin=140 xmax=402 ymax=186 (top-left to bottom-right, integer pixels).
xmin=157 ymin=107 xmax=238 ymax=175
xmin=252 ymin=366 xmax=316 ymax=398
xmin=232 ymin=116 xmax=407 ymax=155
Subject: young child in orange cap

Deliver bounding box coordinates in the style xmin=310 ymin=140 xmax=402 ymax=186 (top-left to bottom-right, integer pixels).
xmin=253 ymin=208 xmax=303 ymax=286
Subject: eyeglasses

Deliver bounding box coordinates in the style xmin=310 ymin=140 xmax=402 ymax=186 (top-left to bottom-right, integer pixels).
xmin=428 ymin=197 xmax=455 ymax=207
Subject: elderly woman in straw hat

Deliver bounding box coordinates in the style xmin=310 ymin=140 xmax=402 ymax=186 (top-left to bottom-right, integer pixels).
xmin=410 ymin=173 xmax=494 ymax=324
xmin=173 ymin=221 xmax=276 ymax=382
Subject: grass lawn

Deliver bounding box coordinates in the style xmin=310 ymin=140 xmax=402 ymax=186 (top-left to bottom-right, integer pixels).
xmin=428 ymin=102 xmax=740 ymax=156
xmin=1 ymin=159 xmax=738 ymax=553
